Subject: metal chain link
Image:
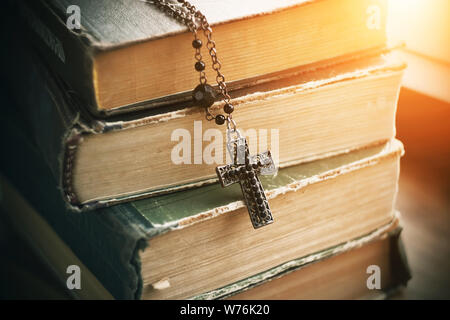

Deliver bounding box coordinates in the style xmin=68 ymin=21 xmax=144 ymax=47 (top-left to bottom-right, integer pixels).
xmin=143 ymin=0 xmax=233 ymax=123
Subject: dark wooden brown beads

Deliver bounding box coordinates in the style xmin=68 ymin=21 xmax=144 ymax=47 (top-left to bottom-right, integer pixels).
xmin=224 ymin=103 xmax=234 ymax=114
xmin=193 ymin=84 xmax=216 ymax=108
xmin=192 ymin=39 xmax=202 ymax=49
xmin=215 ymin=114 xmax=225 ymax=125
xmin=195 ymin=61 xmax=205 ymax=71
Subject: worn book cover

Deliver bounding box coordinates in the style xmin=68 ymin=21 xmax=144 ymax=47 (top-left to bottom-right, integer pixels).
xmin=0 ymin=95 xmax=407 ymax=299
xmin=4 ymin=31 xmax=405 ymax=209
xmin=17 ymin=0 xmax=388 ymax=115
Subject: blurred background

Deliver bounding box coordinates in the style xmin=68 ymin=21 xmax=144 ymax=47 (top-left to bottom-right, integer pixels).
xmin=387 ymin=0 xmax=450 ymax=299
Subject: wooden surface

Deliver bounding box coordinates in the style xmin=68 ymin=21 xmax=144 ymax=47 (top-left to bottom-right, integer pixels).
xmin=391 ymin=88 xmax=450 ymax=299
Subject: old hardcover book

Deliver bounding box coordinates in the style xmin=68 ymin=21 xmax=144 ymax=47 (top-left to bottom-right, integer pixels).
xmin=0 ymin=176 xmax=412 ymax=300
xmin=18 ymin=0 xmax=389 ymax=115
xmin=135 ymin=140 xmax=404 ymax=299
xmin=227 ymin=225 xmax=410 ymax=300
xmin=0 ymin=175 xmax=113 ymax=300
xmin=6 ymin=36 xmax=405 ymax=209
xmin=0 ymin=104 xmax=146 ymax=300
xmin=0 ymin=173 xmax=410 ymax=300
xmin=0 ymin=103 xmax=405 ymax=299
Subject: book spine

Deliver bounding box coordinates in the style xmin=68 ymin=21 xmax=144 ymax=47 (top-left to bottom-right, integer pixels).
xmin=3 ymin=12 xmax=112 ymax=210
xmin=0 ymin=105 xmax=149 ymax=299
xmin=389 ymin=226 xmax=412 ymax=286
xmin=15 ymin=0 xmax=100 ymax=115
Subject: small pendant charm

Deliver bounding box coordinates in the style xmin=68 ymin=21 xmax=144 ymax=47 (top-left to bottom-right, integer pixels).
xmin=216 ymin=129 xmax=277 ymax=229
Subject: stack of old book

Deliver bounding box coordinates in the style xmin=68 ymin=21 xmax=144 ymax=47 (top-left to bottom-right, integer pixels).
xmin=0 ymin=0 xmax=410 ymax=299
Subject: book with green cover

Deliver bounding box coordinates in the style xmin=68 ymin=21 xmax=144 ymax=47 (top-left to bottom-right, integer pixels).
xmin=226 ymin=224 xmax=410 ymax=300
xmin=0 ymin=175 xmax=113 ymax=300
xmin=4 ymin=22 xmax=404 ymax=210
xmin=0 ymin=174 xmax=411 ymax=300
xmin=18 ymin=0 xmax=389 ymax=115
xmin=0 ymin=94 xmax=407 ymax=298
xmin=0 ymin=101 xmax=148 ymax=299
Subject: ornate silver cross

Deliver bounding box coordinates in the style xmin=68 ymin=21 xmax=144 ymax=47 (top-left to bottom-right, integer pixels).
xmin=216 ymin=129 xmax=277 ymax=229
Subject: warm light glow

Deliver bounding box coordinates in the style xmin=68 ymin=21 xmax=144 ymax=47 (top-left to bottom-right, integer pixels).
xmin=387 ymin=0 xmax=450 ymax=62
xmin=387 ymin=0 xmax=450 ymax=102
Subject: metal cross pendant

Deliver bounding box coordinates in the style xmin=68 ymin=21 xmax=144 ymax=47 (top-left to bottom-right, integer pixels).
xmin=216 ymin=129 xmax=277 ymax=229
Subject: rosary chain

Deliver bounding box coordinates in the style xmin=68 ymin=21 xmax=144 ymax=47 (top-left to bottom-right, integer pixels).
xmin=175 ymin=0 xmax=231 ymax=103
xmin=147 ymin=0 xmax=234 ymax=125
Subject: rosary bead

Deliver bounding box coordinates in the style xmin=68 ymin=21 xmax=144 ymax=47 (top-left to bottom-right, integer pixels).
xmin=215 ymin=114 xmax=226 ymax=125
xmin=224 ymin=103 xmax=234 ymax=114
xmin=193 ymin=84 xmax=216 ymax=108
xmin=192 ymin=39 xmax=202 ymax=49
xmin=195 ymin=61 xmax=205 ymax=71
